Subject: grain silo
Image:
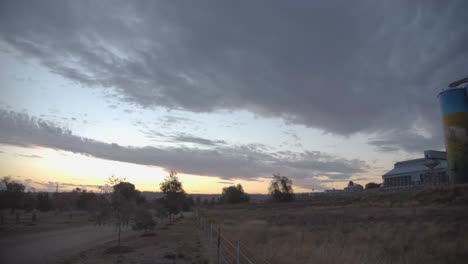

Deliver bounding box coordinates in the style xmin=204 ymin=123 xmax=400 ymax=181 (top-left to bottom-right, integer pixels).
xmin=438 ymin=77 xmax=468 ymax=184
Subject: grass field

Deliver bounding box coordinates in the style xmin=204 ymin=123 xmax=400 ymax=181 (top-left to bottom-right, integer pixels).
xmin=203 ymin=185 xmax=468 ymax=264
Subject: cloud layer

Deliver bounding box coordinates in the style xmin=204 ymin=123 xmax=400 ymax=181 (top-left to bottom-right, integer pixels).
xmin=0 ymin=110 xmax=368 ymax=189
xmin=1 ymin=1 xmax=466 ymax=153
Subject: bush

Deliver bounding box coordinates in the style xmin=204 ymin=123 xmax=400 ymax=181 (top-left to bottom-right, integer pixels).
xmin=132 ymin=208 xmax=155 ymax=233
xmin=220 ymin=184 xmax=249 ymax=204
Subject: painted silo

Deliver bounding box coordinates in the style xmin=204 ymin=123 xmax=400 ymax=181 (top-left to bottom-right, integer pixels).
xmin=438 ymin=87 xmax=468 ymax=184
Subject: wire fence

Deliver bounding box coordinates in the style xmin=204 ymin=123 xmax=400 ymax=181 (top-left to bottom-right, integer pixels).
xmin=195 ymin=210 xmax=270 ymax=264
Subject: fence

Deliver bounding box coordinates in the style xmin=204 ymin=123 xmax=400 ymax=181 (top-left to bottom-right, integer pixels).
xmin=195 ymin=210 xmax=270 ymax=264
xmin=0 ymin=211 xmax=38 ymax=225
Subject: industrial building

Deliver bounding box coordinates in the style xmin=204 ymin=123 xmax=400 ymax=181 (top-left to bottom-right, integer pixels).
xmin=382 ymin=150 xmax=448 ymax=189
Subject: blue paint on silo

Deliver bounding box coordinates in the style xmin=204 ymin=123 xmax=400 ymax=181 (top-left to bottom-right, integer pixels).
xmin=439 ymin=88 xmax=468 ymax=115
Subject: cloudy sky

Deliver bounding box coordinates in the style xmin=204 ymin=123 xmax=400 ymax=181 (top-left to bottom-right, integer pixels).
xmin=0 ymin=0 xmax=467 ymax=193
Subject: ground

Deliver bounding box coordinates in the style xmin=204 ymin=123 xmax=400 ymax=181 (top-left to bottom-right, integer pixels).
xmin=2 ymin=186 xmax=467 ymax=264
xmin=60 ymin=214 xmax=209 ymax=264
xmin=0 ymin=211 xmax=208 ymax=264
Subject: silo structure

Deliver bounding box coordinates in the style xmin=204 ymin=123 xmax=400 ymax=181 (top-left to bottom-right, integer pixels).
xmin=438 ymin=85 xmax=468 ymax=184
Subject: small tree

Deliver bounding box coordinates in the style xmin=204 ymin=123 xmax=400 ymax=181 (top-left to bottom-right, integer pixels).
xmin=269 ymin=174 xmax=295 ymax=202
xmin=348 ymin=181 xmax=355 ymax=187
xmin=97 ymin=176 xmax=139 ymax=247
xmin=132 ymin=208 xmax=155 ymax=235
xmin=1 ymin=177 xmax=25 ymax=213
xmin=154 ymin=197 xmax=169 ymax=223
xmin=220 ymin=184 xmax=250 ymax=204
xmin=159 ymin=171 xmax=186 ymax=223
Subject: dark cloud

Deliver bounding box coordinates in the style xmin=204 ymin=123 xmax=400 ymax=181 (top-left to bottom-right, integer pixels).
xmin=159 ymin=116 xmax=193 ymax=126
xmin=368 ymin=129 xmax=444 ymax=153
xmin=1 ymin=1 xmax=466 ymax=153
xmin=172 ymin=134 xmax=226 ymax=146
xmin=142 ymin=130 xmax=226 ymax=146
xmin=26 ymin=179 xmax=101 ymax=192
xmin=18 ymin=154 xmax=42 ymax=159
xmin=0 ymin=110 xmax=368 ymax=189
xmin=4 ymin=176 xmax=102 ymax=192
xmin=217 ymin=181 xmax=233 ymax=185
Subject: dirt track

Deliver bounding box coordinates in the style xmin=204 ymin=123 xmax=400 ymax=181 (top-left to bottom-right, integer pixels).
xmin=0 ymin=224 xmax=132 ymax=264
xmin=65 ymin=215 xmax=208 ymax=264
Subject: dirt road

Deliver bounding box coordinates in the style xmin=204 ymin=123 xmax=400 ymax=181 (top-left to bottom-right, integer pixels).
xmin=0 ymin=224 xmax=132 ymax=264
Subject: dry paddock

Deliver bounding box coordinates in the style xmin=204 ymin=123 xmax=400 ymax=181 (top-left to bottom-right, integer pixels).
xmin=203 ymin=187 xmax=468 ymax=264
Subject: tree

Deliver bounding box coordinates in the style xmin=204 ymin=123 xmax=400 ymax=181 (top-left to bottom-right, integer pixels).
xmin=37 ymin=192 xmax=52 ymax=212
xmin=269 ymin=174 xmax=295 ymax=202
xmin=76 ymin=190 xmax=98 ymax=211
xmin=97 ymin=176 xmax=139 ymax=247
xmin=220 ymin=184 xmax=250 ymax=204
xmin=348 ymin=181 xmax=355 ymax=187
xmin=1 ymin=177 xmax=25 ymax=213
xmin=159 ymin=171 xmax=186 ymax=223
xmin=365 ymin=182 xmax=381 ymax=190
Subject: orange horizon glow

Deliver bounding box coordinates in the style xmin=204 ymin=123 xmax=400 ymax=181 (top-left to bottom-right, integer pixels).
xmin=0 ymin=145 xmax=321 ymax=195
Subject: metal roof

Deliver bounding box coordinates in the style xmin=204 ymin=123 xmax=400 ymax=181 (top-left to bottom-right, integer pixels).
xmin=383 ymin=159 xmax=448 ymax=177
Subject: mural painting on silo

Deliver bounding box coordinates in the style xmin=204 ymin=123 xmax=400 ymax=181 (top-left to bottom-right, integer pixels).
xmin=438 ymin=85 xmax=468 ymax=184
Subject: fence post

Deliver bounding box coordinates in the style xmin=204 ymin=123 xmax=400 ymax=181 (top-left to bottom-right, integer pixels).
xmin=217 ymin=226 xmax=221 ymax=264
xmin=15 ymin=213 xmax=20 ymax=224
xmin=236 ymin=240 xmax=240 ymax=264
xmin=210 ymin=223 xmax=213 ymax=245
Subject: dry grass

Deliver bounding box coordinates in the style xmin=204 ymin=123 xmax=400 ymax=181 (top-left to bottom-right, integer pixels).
xmin=204 ymin=186 xmax=468 ymax=264
xmin=0 ymin=210 xmax=93 ymax=237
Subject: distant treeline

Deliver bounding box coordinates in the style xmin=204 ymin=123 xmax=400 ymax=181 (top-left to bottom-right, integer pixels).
xmin=0 ymin=173 xmax=304 ymax=213
xmin=1 ymin=174 xmax=384 ymax=213
xmin=0 ymin=177 xmax=103 ymax=213
xmin=0 ymin=177 xmax=196 ymax=214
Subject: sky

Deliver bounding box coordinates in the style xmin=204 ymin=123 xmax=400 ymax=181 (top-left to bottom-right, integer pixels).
xmin=0 ymin=0 xmax=467 ymax=194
